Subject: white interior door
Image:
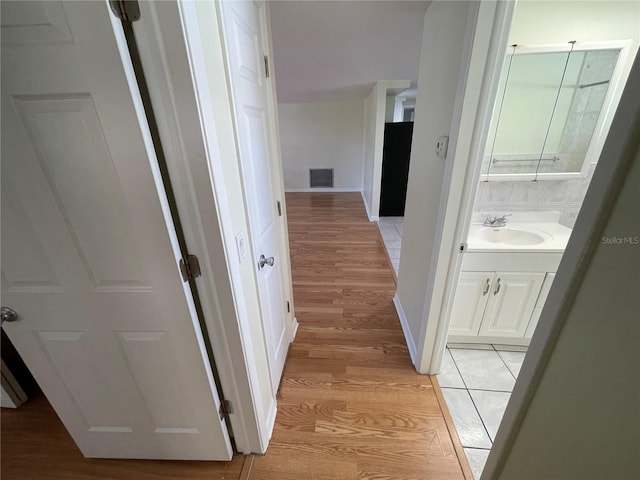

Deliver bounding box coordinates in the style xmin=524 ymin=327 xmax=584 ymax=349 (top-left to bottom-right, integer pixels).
xmin=220 ymin=0 xmax=289 ymax=393
xmin=0 ymin=1 xmax=232 ymax=460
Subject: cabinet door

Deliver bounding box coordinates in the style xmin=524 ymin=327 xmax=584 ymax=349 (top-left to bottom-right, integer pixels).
xmin=480 ymin=272 xmax=545 ymax=338
xmin=449 ymin=272 xmax=494 ymax=336
xmin=525 ymin=273 xmax=556 ymax=338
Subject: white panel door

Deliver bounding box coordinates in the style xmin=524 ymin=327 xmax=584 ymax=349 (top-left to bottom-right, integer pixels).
xmin=0 ymin=1 xmax=232 ymax=460
xmin=449 ymin=272 xmax=494 ymax=336
xmin=480 ymin=272 xmax=545 ymax=338
xmin=220 ymin=0 xmax=289 ymax=393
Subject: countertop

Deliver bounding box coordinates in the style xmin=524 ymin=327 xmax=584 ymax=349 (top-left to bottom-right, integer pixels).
xmin=466 ymin=212 xmax=573 ymax=253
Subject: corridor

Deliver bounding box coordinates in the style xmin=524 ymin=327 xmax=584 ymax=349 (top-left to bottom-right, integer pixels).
xmin=249 ymin=192 xmax=469 ymax=479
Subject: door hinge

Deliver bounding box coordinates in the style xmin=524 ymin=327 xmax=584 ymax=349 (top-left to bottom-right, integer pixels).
xmin=286 ymin=301 xmax=290 ymax=313
xmin=108 ymin=0 xmax=141 ymax=22
xmin=264 ymin=55 xmax=270 ymax=78
xmin=179 ymin=254 xmax=201 ymax=282
xmin=277 ymin=200 xmax=282 ymax=216
xmin=219 ymin=399 xmax=234 ymax=419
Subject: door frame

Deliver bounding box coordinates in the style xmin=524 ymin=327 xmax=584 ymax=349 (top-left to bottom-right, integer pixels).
xmin=216 ymin=0 xmax=296 ymax=392
xmin=130 ymin=0 xmax=284 ymax=453
xmin=412 ymin=0 xmax=639 ymax=475
xmin=409 ymin=0 xmax=516 ymax=374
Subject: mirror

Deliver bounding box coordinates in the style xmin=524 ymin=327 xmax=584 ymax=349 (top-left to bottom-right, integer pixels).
xmin=481 ymin=42 xmax=630 ymax=181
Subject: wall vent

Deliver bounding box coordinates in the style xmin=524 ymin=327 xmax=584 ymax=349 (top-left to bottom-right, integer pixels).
xmin=309 ymin=168 xmax=334 ymax=188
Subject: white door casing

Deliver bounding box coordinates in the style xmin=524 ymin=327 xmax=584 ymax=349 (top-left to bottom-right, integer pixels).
xmin=219 ymin=0 xmax=290 ymax=393
xmin=0 ymin=1 xmax=232 ymax=459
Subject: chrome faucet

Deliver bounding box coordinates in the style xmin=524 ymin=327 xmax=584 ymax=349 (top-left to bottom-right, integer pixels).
xmin=482 ymin=214 xmax=511 ymax=228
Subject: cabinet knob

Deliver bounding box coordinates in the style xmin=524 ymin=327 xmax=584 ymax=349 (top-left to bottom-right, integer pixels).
xmin=493 ymin=278 xmax=501 ymax=295
xmin=483 ymin=278 xmax=491 ymax=296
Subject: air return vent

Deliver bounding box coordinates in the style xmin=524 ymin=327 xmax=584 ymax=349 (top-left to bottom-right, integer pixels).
xmin=309 ymin=168 xmax=334 ymax=188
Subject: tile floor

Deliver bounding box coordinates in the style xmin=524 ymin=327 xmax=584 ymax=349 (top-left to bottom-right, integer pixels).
xmin=439 ymin=345 xmax=527 ymax=480
xmin=376 ymin=219 xmax=527 ymax=480
xmin=377 ymin=216 xmax=403 ymax=274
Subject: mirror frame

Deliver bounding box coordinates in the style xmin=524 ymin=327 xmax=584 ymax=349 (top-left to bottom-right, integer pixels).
xmin=480 ymin=40 xmax=634 ymax=181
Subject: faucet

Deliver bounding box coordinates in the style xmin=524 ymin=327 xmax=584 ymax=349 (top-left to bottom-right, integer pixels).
xmin=482 ymin=214 xmax=511 ymax=228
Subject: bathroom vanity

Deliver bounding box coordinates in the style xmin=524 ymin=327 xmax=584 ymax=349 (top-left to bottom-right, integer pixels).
xmin=448 ymin=213 xmax=572 ymax=346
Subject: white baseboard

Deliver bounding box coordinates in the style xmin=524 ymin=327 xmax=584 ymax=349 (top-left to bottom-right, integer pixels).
xmin=285 ymin=187 xmax=361 ymax=193
xmin=360 ymin=191 xmax=379 ymax=222
xmin=262 ymin=398 xmax=278 ymax=451
xmin=291 ymin=317 xmax=299 ymax=340
xmin=393 ymin=294 xmax=418 ymax=367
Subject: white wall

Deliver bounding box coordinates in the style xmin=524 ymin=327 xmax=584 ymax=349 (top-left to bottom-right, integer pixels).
xmin=494 ymin=120 xmax=640 ymax=480
xmin=395 ymin=1 xmax=472 ymax=350
xmin=362 ymin=80 xmax=410 ymax=220
xmin=511 ymin=1 xmax=640 ymax=51
xmin=385 ymin=95 xmax=395 ymax=122
xmin=278 ymin=101 xmax=364 ymax=191
xmin=361 ymin=82 xmax=386 ymax=220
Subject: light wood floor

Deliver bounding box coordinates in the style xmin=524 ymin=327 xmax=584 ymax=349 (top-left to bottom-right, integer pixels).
xmin=1 ymin=192 xmax=467 ymax=479
xmin=0 ymin=393 xmax=246 ymax=479
xmin=249 ymin=192 xmax=466 ymax=479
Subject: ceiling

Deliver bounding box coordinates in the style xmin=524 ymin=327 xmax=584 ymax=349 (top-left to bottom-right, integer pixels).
xmin=269 ymin=1 xmax=431 ymax=103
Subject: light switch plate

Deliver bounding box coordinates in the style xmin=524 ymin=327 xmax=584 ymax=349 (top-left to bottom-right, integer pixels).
xmin=436 ymin=135 xmax=449 ymax=158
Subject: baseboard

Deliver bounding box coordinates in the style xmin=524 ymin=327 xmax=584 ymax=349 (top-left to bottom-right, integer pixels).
xmin=259 ymin=397 xmax=278 ymax=453
xmin=360 ymin=191 xmax=379 ymax=222
xmin=393 ymin=294 xmax=418 ymax=366
xmin=291 ymin=317 xmax=299 ymax=340
xmin=285 ymin=187 xmax=361 ymax=193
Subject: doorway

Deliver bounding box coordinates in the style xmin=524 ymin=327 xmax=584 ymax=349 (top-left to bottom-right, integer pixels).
xmin=434 ymin=3 xmax=639 ymax=478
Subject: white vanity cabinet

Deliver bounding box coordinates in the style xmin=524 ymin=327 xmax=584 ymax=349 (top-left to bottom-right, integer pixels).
xmin=479 ymin=272 xmax=545 ymax=337
xmin=448 ymin=272 xmax=493 ymax=337
xmin=448 ymin=252 xmax=561 ymax=345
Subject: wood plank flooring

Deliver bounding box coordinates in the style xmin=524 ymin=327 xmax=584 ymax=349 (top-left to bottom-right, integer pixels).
xmin=0 ymin=192 xmax=466 ymax=480
xmin=0 ymin=394 xmax=245 ymax=479
xmin=249 ymin=192 xmax=466 ymax=480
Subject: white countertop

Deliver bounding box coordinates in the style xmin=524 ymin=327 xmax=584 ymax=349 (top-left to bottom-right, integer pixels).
xmin=466 ymin=212 xmax=573 ymax=253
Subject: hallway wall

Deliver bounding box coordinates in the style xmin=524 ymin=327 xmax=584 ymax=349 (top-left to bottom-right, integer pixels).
xmin=279 ymin=101 xmax=364 ymax=191
xmin=395 ymin=1 xmax=472 ymax=351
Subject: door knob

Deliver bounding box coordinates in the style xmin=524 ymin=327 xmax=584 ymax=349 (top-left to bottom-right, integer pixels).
xmin=258 ymin=254 xmax=275 ymax=269
xmin=1 ymin=307 xmax=18 ymax=324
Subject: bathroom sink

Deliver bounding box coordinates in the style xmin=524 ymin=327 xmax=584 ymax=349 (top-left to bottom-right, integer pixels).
xmin=471 ymin=227 xmax=549 ymax=245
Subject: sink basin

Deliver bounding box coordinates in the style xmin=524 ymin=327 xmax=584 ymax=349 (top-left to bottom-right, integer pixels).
xmin=471 ymin=227 xmax=548 ymax=245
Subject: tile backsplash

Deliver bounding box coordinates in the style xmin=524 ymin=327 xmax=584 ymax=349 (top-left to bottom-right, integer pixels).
xmin=475 ymin=164 xmax=596 ymax=228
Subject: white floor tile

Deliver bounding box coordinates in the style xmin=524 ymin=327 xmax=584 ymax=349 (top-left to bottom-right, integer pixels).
xmin=377 ymin=218 xmax=397 ymax=227
xmin=448 ymin=343 xmax=494 ymax=351
xmin=437 ymin=349 xmax=465 ymax=388
xmin=493 ymin=344 xmax=528 ymax=352
xmin=450 ymin=349 xmax=515 ymax=392
xmin=386 ymin=248 xmax=401 ymax=259
xmin=383 ymin=240 xmax=402 ymax=249
xmin=469 ymin=390 xmax=510 ymax=441
xmin=441 ymin=388 xmax=492 ymax=449
xmin=496 ymin=350 xmax=526 ymax=378
xmin=381 ymin=231 xmax=402 ymax=242
xmin=464 ymin=448 xmax=491 ymax=480
xmin=391 ymin=258 xmax=400 ymax=268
